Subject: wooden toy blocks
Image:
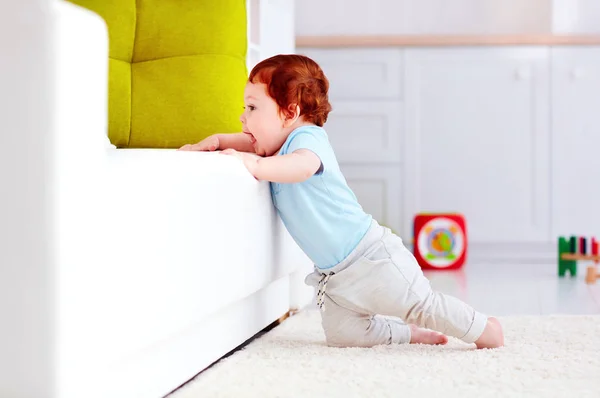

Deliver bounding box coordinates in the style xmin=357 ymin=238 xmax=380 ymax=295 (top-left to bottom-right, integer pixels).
xmin=558 ymin=235 xmax=600 ymax=284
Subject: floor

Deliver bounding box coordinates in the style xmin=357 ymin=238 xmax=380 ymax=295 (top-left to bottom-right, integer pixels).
xmin=168 ymin=260 xmax=600 ymax=397
xmin=172 ymin=310 xmax=600 ymax=398
xmin=171 ymin=260 xmax=600 ymax=397
xmin=422 ymin=261 xmax=600 ymax=316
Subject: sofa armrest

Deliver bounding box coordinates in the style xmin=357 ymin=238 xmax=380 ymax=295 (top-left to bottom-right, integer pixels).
xmin=56 ymin=0 xmax=113 ymax=163
xmin=55 ymin=2 xmax=113 ymax=397
xmin=0 ymin=1 xmax=110 ymax=397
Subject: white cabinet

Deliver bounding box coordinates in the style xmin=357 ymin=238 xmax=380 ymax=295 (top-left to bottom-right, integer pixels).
xmin=325 ymin=100 xmax=404 ymax=164
xmin=403 ymin=48 xmax=551 ymax=243
xmin=303 ymin=48 xmax=404 ymax=100
xmin=301 ymin=48 xmax=406 ymax=236
xmin=299 ymin=44 xmax=600 ymax=251
xmin=303 ymin=48 xmax=405 ymax=162
xmin=551 ymin=47 xmax=600 ymax=238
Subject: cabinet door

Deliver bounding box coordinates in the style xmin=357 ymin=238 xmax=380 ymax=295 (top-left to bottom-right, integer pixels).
xmin=551 ymin=47 xmax=600 ymax=238
xmin=404 ymin=48 xmax=551 ymax=243
xmin=340 ymin=165 xmax=404 ymax=238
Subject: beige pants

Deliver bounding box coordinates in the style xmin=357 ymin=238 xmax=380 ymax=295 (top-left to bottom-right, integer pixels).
xmin=305 ymin=220 xmax=488 ymax=348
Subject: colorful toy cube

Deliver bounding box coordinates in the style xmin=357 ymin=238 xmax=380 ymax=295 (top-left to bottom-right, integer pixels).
xmin=413 ymin=213 xmax=468 ymax=270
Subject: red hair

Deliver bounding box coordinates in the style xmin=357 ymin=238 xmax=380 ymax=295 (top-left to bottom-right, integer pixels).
xmin=248 ymin=54 xmax=332 ymax=127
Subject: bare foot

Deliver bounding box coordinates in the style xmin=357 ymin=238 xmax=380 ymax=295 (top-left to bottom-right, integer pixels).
xmin=475 ymin=317 xmax=504 ymax=349
xmin=409 ymin=324 xmax=449 ymax=345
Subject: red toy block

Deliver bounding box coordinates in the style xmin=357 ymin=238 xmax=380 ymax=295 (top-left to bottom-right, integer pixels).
xmin=413 ymin=213 xmax=467 ymax=270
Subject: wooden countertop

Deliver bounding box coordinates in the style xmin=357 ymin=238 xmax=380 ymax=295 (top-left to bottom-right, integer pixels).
xmin=295 ymin=34 xmax=600 ymax=48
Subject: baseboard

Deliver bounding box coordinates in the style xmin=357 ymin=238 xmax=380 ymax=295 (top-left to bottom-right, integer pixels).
xmin=289 ymin=268 xmax=315 ymax=311
xmin=407 ymin=241 xmax=555 ymax=263
xmin=84 ymin=276 xmax=291 ymax=398
xmin=466 ymin=242 xmax=555 ymax=263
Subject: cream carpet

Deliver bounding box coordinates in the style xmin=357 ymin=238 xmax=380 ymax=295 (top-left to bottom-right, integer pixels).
xmin=173 ymin=310 xmax=600 ymax=398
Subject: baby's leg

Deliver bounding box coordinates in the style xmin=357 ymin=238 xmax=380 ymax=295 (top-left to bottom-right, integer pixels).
xmin=325 ymin=231 xmax=502 ymax=348
xmin=319 ymin=295 xmax=447 ymax=347
xmin=319 ymin=294 xmax=408 ymax=347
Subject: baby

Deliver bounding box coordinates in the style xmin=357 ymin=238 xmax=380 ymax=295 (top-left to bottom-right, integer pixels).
xmin=179 ymin=54 xmax=504 ymax=349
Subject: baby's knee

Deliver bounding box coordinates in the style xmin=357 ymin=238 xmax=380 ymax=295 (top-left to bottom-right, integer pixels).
xmin=323 ymin=318 xmax=375 ymax=348
xmin=325 ymin=330 xmax=363 ymax=347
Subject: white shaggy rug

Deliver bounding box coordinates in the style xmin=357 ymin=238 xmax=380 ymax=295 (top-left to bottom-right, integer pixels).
xmin=173 ymin=310 xmax=600 ymax=398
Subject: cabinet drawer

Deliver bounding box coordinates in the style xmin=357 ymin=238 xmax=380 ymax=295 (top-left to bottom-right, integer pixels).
xmin=299 ymin=48 xmax=403 ymax=100
xmin=339 ymin=164 xmax=404 ymax=238
xmin=325 ymin=100 xmax=403 ymax=163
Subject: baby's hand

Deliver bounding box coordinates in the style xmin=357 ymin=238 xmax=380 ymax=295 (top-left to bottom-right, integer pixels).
xmin=178 ymin=135 xmax=220 ymax=151
xmin=221 ymin=149 xmax=260 ymax=177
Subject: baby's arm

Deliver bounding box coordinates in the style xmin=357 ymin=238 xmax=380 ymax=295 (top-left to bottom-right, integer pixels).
xmin=217 ymin=133 xmax=255 ymax=152
xmin=179 ymin=133 xmax=254 ymax=153
xmin=223 ymin=149 xmax=321 ymax=183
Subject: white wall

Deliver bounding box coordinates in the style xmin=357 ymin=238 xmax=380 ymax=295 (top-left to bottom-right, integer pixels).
xmin=247 ymin=0 xmax=295 ymax=71
xmin=553 ymin=0 xmax=600 ymax=34
xmin=296 ymin=0 xmax=600 ymax=36
xmin=296 ymin=0 xmax=552 ymax=36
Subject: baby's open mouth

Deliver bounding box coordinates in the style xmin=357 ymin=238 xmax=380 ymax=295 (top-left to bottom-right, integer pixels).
xmin=244 ymin=131 xmax=257 ymax=144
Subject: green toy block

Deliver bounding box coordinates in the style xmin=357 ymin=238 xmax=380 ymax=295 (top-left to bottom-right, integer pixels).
xmin=558 ymin=236 xmax=577 ymax=277
xmin=569 ymin=235 xmax=578 ymax=253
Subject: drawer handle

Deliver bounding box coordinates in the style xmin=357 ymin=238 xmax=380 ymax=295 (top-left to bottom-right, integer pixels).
xmin=571 ymin=68 xmax=583 ymax=80
xmin=515 ymin=68 xmax=530 ymax=80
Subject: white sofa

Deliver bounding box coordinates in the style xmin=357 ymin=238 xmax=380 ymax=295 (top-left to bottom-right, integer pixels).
xmin=0 ymin=2 xmax=313 ymax=397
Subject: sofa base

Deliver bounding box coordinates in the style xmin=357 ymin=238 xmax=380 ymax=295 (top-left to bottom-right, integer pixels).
xmin=88 ymin=276 xmax=291 ymax=398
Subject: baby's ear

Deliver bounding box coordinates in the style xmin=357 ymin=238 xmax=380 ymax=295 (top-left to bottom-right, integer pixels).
xmin=284 ymin=104 xmax=301 ymax=126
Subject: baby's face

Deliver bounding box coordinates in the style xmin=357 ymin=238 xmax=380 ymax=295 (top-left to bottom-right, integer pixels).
xmin=240 ymin=82 xmax=288 ymax=157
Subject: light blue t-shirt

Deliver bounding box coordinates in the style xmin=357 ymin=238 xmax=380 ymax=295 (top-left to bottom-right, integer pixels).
xmin=270 ymin=125 xmax=372 ymax=269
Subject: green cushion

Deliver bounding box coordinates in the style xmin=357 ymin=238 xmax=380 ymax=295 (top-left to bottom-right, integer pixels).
xmin=68 ymin=0 xmax=247 ymax=148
